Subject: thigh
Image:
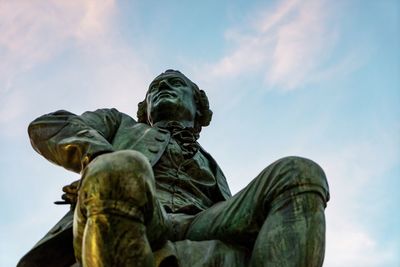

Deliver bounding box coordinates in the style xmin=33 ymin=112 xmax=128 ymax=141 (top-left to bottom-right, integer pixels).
xmin=185 ymin=179 xmax=265 ymax=248
xmin=185 ymin=156 xmax=329 ymax=247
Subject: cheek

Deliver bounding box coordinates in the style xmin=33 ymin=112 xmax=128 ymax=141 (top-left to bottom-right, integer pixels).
xmin=181 ymin=88 xmax=194 ymax=101
xmin=182 ymin=95 xmax=195 ymax=109
xmin=146 ymin=97 xmax=153 ymax=113
xmin=146 ymin=94 xmax=158 ymax=106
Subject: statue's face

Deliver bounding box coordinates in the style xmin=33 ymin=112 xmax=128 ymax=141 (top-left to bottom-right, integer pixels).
xmin=146 ymin=72 xmax=197 ymax=126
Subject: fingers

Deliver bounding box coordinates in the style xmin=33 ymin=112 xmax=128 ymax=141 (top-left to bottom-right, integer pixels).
xmin=61 ymin=192 xmax=77 ymax=204
xmin=62 ymin=179 xmax=80 ymax=193
xmin=58 ymin=179 xmax=80 ymax=205
xmin=62 ymin=185 xmax=76 ymax=193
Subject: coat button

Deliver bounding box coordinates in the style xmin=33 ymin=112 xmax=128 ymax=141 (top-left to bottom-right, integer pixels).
xmin=77 ymin=129 xmax=89 ymax=136
xmin=148 ymin=146 xmax=159 ymax=153
xmin=155 ymin=135 xmax=165 ymax=142
xmin=49 ymin=225 xmax=62 ymax=235
xmin=157 ymin=128 xmax=168 ymax=133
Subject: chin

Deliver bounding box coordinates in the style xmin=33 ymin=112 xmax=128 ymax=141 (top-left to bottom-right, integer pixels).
xmin=153 ymin=99 xmax=180 ymax=112
xmin=150 ymin=102 xmax=181 ymax=121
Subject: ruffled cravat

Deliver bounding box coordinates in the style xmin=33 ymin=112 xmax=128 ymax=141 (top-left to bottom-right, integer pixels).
xmin=159 ymin=121 xmax=199 ymax=159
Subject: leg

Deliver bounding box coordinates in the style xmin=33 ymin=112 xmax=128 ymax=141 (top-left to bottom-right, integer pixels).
xmin=185 ymin=156 xmax=329 ymax=267
xmin=249 ymin=193 xmax=326 ymax=267
xmin=73 ymin=150 xmax=169 ymax=267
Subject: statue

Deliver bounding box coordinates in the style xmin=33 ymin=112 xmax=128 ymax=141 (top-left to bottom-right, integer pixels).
xmin=18 ymin=70 xmax=329 ymax=267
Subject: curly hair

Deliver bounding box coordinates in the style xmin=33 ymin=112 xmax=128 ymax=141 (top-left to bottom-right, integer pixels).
xmin=137 ymin=70 xmax=213 ymax=136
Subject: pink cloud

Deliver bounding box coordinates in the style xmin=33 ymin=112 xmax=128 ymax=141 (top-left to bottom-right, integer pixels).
xmin=257 ymin=0 xmax=300 ymax=33
xmin=0 ymin=0 xmax=152 ymax=137
xmin=267 ymin=0 xmax=337 ymax=89
xmin=0 ymin=0 xmax=116 ymax=85
xmin=208 ymin=0 xmax=344 ymax=90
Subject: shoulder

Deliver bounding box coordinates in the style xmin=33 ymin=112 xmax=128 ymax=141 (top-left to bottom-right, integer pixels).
xmin=80 ymin=108 xmax=138 ymax=127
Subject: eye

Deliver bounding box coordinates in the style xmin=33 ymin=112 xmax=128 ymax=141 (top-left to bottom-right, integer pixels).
xmin=169 ymin=78 xmax=185 ymax=87
xmin=149 ymin=84 xmax=158 ymax=92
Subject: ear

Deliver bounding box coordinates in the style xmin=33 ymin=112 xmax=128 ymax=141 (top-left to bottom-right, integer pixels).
xmin=137 ymin=100 xmax=148 ymax=123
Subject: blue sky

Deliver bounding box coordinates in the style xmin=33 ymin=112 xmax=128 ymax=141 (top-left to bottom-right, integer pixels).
xmin=0 ymin=0 xmax=399 ymax=266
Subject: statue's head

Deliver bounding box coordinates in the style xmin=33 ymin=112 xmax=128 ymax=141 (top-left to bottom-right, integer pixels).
xmin=137 ymin=70 xmax=212 ymax=135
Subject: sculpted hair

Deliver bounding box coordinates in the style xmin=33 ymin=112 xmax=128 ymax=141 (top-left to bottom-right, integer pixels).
xmin=137 ymin=70 xmax=213 ymax=136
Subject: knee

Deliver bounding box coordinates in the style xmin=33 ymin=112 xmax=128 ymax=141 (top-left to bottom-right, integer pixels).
xmin=260 ymin=156 xmax=330 ymax=204
xmin=79 ymin=150 xmax=155 ymax=205
xmin=279 ymin=156 xmax=327 ymax=185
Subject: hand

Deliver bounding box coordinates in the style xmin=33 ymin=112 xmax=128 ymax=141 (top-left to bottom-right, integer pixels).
xmin=55 ymin=180 xmax=80 ymax=206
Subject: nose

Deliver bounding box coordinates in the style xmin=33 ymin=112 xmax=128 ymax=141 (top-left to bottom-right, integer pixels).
xmin=158 ymin=79 xmax=170 ymax=90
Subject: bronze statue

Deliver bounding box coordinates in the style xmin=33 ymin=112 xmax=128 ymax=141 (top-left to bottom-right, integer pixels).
xmin=19 ymin=70 xmax=330 ymax=267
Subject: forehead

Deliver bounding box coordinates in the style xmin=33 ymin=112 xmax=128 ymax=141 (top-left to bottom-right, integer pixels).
xmin=149 ymin=72 xmax=190 ymax=86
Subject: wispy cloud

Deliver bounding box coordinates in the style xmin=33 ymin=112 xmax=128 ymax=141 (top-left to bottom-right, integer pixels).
xmin=325 ymin=220 xmax=398 ymax=267
xmin=0 ymin=0 xmax=152 ymax=136
xmin=294 ymin=127 xmax=400 ymax=266
xmin=214 ymin=117 xmax=400 ymax=266
xmin=266 ymin=0 xmax=337 ymax=89
xmin=0 ymin=0 xmax=115 ymax=136
xmin=0 ymin=0 xmax=116 ymax=89
xmin=206 ymin=0 xmax=359 ymax=90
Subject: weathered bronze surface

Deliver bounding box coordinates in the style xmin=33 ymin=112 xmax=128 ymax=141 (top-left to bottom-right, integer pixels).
xmin=19 ymin=70 xmax=330 ymax=267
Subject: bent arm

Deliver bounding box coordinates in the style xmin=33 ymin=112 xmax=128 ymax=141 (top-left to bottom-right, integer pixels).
xmin=28 ymin=108 xmax=123 ymax=173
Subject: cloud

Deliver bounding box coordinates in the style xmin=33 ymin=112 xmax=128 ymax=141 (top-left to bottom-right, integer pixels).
xmin=0 ymin=0 xmax=116 ymax=88
xmin=206 ymin=0 xmax=357 ymax=90
xmin=299 ymin=129 xmax=400 ymax=266
xmin=275 ymin=128 xmax=400 ymax=266
xmin=266 ymin=0 xmax=338 ymax=89
xmin=325 ymin=220 xmax=398 ymax=267
xmin=215 ymin=116 xmax=400 ymax=266
xmin=0 ymin=0 xmax=116 ymax=135
xmin=0 ymin=0 xmax=152 ymax=137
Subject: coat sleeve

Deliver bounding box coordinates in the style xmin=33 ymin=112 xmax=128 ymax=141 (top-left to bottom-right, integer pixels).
xmin=28 ymin=108 xmax=125 ymax=173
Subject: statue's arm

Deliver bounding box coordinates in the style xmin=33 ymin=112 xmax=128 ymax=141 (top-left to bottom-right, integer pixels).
xmin=28 ymin=108 xmax=123 ymax=173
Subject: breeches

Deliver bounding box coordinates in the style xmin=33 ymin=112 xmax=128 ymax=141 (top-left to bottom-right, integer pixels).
xmin=74 ymin=150 xmax=329 ymax=266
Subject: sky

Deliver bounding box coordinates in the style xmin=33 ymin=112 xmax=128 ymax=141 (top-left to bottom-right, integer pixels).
xmin=0 ymin=0 xmax=399 ymax=266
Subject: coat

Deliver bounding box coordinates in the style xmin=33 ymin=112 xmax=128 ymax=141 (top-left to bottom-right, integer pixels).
xmin=18 ymin=108 xmax=231 ymax=267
